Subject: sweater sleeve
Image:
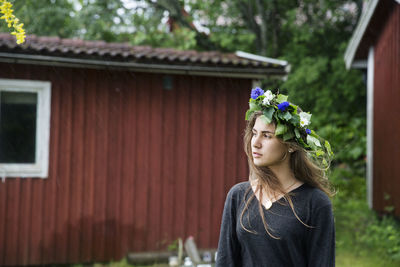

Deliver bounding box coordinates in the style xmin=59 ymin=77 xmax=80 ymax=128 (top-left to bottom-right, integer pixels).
xmin=306 ymin=204 xmax=335 ymax=267
xmin=216 ymin=188 xmax=242 ymax=267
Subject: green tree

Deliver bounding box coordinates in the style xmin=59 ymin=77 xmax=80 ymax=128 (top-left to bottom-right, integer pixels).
xmin=76 ymin=0 xmax=129 ymax=42
xmin=189 ymin=0 xmax=298 ymax=56
xmin=0 ymin=0 xmax=78 ymax=38
xmin=145 ymin=0 xmax=215 ymax=50
xmin=127 ymin=1 xmax=198 ymax=50
xmin=281 ymin=1 xmax=366 ymax=167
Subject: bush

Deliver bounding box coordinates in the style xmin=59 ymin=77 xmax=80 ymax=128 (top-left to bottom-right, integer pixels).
xmin=331 ymin=166 xmax=400 ymax=262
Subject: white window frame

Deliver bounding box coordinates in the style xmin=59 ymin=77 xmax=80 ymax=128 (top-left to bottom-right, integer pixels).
xmin=0 ymin=78 xmax=51 ymax=179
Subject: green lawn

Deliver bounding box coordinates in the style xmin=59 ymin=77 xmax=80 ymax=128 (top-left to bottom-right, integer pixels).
xmin=336 ymin=248 xmax=400 ymax=267
xmin=76 ymin=249 xmax=400 ymax=267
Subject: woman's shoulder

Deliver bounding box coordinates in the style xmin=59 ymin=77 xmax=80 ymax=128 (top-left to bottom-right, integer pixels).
xmin=226 ymin=180 xmax=250 ymax=198
xmin=301 ymin=183 xmax=333 ymax=210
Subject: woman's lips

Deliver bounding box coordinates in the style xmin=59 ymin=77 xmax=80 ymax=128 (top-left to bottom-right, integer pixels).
xmin=253 ymin=152 xmax=262 ymax=158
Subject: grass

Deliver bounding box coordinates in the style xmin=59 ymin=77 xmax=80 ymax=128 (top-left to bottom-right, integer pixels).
xmin=336 ymin=247 xmax=400 ymax=267
xmin=73 ymin=258 xmax=169 ymax=267
xmin=72 ymin=250 xmax=399 ymax=267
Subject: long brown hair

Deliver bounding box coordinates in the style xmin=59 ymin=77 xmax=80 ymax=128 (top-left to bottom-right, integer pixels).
xmin=241 ymin=111 xmax=335 ymax=239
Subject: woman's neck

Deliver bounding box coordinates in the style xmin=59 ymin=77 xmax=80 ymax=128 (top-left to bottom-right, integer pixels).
xmin=269 ymin=165 xmax=298 ymax=189
xmin=249 ymin=168 xmax=300 ymax=194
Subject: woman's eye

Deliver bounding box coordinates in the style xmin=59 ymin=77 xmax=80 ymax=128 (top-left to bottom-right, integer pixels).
xmin=264 ymin=134 xmax=272 ymax=138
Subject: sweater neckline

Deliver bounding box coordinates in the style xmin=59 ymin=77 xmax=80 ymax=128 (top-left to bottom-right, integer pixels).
xmin=249 ymin=182 xmax=307 ymax=210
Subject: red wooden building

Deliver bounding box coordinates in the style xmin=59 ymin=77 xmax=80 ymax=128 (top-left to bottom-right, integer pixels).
xmin=345 ymin=0 xmax=400 ymax=217
xmin=0 ymin=33 xmax=288 ymax=265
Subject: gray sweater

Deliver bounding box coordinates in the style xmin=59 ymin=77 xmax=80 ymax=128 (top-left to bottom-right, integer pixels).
xmin=216 ymin=181 xmax=335 ymax=267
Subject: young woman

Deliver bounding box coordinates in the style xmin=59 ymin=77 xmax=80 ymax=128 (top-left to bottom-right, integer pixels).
xmin=216 ymin=88 xmax=335 ymax=267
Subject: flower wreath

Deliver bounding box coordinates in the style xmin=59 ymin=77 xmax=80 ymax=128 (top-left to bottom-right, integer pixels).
xmin=245 ymin=87 xmax=333 ymax=166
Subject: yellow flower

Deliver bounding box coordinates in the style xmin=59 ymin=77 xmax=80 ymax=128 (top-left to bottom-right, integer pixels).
xmin=0 ymin=0 xmax=26 ymax=44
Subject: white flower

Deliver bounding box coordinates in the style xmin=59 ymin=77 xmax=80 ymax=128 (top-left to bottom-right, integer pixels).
xmin=262 ymin=90 xmax=275 ymax=105
xmin=299 ymin=112 xmax=312 ymax=127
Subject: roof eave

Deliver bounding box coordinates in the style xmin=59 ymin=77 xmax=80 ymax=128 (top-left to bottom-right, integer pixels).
xmin=344 ymin=0 xmax=379 ymax=69
xmin=0 ymin=52 xmax=286 ymax=79
xmin=235 ymin=51 xmax=288 ymax=66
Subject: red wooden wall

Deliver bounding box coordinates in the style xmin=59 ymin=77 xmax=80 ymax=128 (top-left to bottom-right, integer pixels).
xmin=373 ymin=3 xmax=400 ymax=217
xmin=0 ymin=63 xmax=250 ymax=265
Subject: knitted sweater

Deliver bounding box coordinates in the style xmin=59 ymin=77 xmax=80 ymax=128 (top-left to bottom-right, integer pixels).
xmin=216 ymin=181 xmax=335 ymax=267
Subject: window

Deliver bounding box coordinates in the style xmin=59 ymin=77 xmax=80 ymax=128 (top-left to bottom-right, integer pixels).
xmin=0 ymin=79 xmax=51 ymax=178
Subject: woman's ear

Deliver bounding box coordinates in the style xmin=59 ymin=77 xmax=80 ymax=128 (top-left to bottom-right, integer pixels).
xmin=288 ymin=145 xmax=297 ymax=153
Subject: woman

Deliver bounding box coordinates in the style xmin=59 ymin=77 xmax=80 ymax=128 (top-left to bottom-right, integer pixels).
xmin=216 ymin=88 xmax=335 ymax=267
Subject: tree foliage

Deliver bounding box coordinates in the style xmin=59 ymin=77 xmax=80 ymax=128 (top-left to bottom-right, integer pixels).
xmin=280 ymin=1 xmax=366 ymax=167
xmin=0 ymin=0 xmax=77 ymax=38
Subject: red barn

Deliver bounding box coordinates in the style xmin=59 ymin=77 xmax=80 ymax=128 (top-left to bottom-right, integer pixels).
xmin=0 ymin=33 xmax=288 ymax=265
xmin=345 ymin=0 xmax=400 ymax=217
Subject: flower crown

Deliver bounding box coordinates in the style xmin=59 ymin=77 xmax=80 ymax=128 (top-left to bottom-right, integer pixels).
xmin=245 ymin=87 xmax=333 ymax=165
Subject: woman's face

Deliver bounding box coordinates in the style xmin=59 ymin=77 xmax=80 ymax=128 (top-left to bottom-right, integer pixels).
xmin=251 ymin=116 xmax=287 ymax=167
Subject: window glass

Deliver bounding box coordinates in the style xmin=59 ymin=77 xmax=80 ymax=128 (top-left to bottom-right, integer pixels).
xmin=0 ymin=91 xmax=37 ymax=163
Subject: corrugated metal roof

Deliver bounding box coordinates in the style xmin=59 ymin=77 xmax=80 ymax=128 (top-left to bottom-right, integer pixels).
xmin=0 ymin=33 xmax=285 ymax=69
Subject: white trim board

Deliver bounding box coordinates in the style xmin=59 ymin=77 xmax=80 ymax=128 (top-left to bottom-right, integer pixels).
xmin=344 ymin=0 xmax=379 ymax=69
xmin=236 ymin=51 xmax=290 ymax=80
xmin=351 ymin=60 xmax=368 ymax=69
xmin=235 ymin=51 xmax=288 ymax=66
xmin=367 ymin=47 xmax=374 ymax=209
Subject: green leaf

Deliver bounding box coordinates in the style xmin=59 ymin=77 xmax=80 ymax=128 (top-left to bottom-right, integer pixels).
xmin=322 ymin=159 xmax=328 ymax=166
xmin=294 ymin=128 xmax=301 ymax=138
xmin=273 ymin=111 xmax=279 ymax=121
xmin=259 ymin=114 xmax=272 ymax=124
xmin=306 ymin=136 xmax=315 ymax=149
xmin=316 ymin=150 xmax=325 ymax=157
xmin=245 ymin=103 xmax=261 ymax=120
xmin=276 ymin=94 xmax=288 ymax=103
xmin=310 ymin=130 xmax=320 ymax=139
xmin=290 ymin=114 xmax=300 ymax=125
xmin=324 ymin=140 xmax=333 ymax=156
xmin=249 ymin=101 xmax=259 ymax=110
xmin=290 ymin=104 xmax=298 ymax=114
xmin=245 ymin=109 xmax=254 ymax=120
xmin=297 ymin=137 xmax=309 ymax=149
xmin=307 ymin=135 xmax=321 ymax=148
xmin=282 ymin=111 xmax=292 ymax=121
xmin=283 ymin=129 xmax=295 ymax=141
xmin=275 ymin=122 xmax=287 ymax=135
xmin=263 ymin=107 xmax=275 ymax=122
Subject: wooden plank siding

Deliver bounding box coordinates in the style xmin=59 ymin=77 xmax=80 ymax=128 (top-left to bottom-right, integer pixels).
xmin=373 ymin=4 xmax=400 ymax=217
xmin=0 ymin=63 xmax=250 ymax=265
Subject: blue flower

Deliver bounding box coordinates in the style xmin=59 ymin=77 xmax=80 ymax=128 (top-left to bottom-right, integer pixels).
xmin=306 ymin=129 xmax=311 ymax=134
xmin=277 ymin=101 xmax=290 ymax=111
xmin=251 ymin=87 xmax=264 ymax=99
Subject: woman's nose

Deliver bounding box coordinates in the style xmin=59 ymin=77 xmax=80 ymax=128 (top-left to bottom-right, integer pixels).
xmin=252 ymin=135 xmax=262 ymax=148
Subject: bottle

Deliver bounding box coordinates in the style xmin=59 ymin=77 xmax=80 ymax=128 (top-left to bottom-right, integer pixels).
xmin=183 ymin=256 xmax=193 ymax=266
